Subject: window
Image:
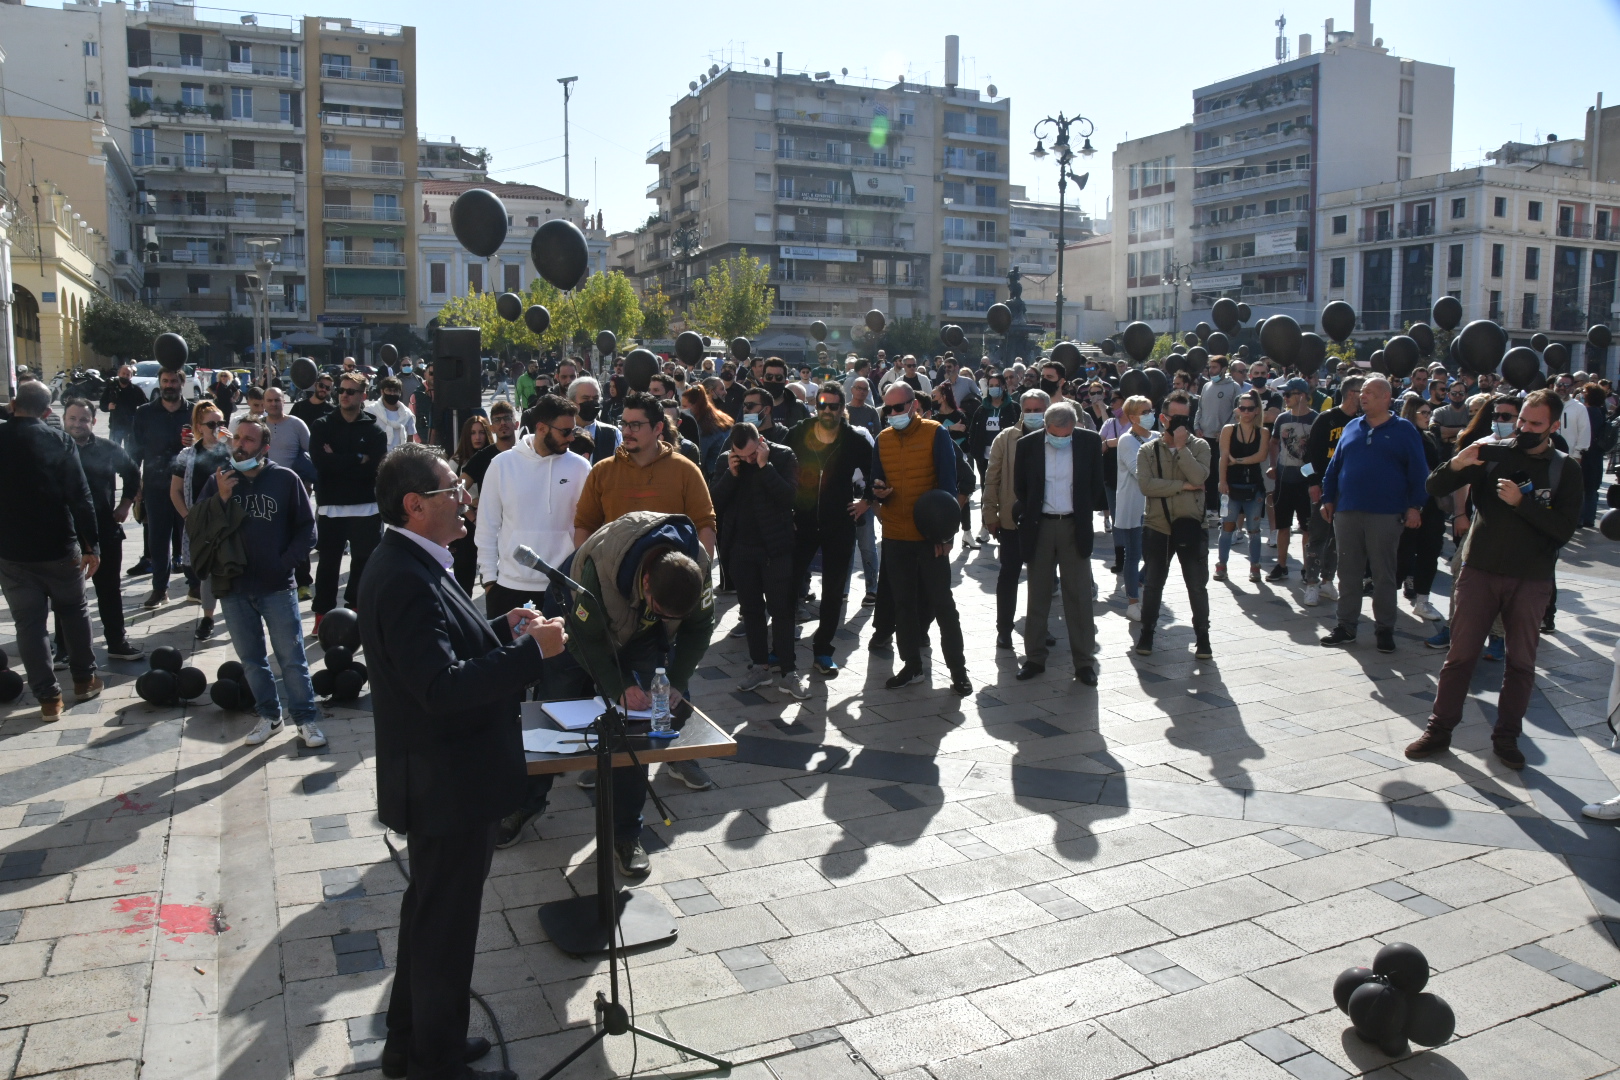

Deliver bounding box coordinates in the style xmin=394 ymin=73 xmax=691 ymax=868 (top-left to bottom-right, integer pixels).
xmin=899 ymin=111 xmax=914 ymax=127
xmin=1489 ymin=290 xmax=1503 ymax=320
xmin=1127 ymin=252 xmax=1138 ymax=280
xmin=754 ymin=172 xmax=770 ymax=191
xmin=754 ymin=92 xmax=770 ymax=111
xmin=978 ymin=115 xmax=998 ymax=137
xmin=974 ymin=254 xmax=997 ymax=277
xmin=279 ymin=90 xmax=295 ymax=124
xmin=180 ymin=33 xmax=203 ymax=68
xmin=186 ymin=191 xmax=208 ymax=215
xmin=187 ymin=273 xmax=211 ymax=294
xmin=322 ymin=53 xmax=350 ymax=77
xmin=1128 ymin=164 xmax=1139 ymax=192
xmin=324 ymin=146 xmax=353 ymax=170
xmin=942 ymin=253 xmax=965 ymax=275
xmin=1525 ymin=247 xmax=1540 ymax=279
xmin=130 ymin=79 xmax=153 ymax=104
xmin=1528 ymin=201 xmax=1543 ymax=222
xmin=944 ymin=217 xmax=965 ymax=240
xmin=183 ymin=132 xmax=206 ymax=167
xmin=1522 ymin=293 xmax=1538 ymax=327
xmin=944 ymin=111 xmax=967 ymax=134
xmin=83 ymin=39 xmax=98 ymax=56
xmin=1397 ymin=157 xmax=1411 ymax=180
xmin=1332 ymin=215 xmax=1347 ymax=235
xmin=374 ymin=193 xmax=399 ymax=219
xmin=231 ymin=87 xmax=253 ymax=120
xmin=975 ymin=220 xmax=997 ymax=243
xmin=466 ymin=263 xmax=482 ymax=293
xmin=700 ymin=142 xmax=710 ymax=160
xmin=132 ymin=128 xmax=154 ymax=166
xmin=755 ymin=132 xmax=770 ymax=151
xmin=1330 ymin=257 xmax=1346 ymax=288
xmin=776 ymin=176 xmax=793 ymax=198
xmin=86 ymin=90 xmax=101 ymax=105
xmin=1491 ymin=243 xmax=1504 ymax=277
xmin=903 ymin=185 xmax=915 ymax=203
xmin=181 ymin=83 xmax=205 ymax=107
xmin=1397 ymin=118 xmax=1413 ymax=153
xmin=504 ymin=264 xmax=521 ymax=292
xmin=943 ymin=181 xmax=965 ymax=204
xmin=754 ymin=214 xmax=770 ymax=232
xmin=1451 ymin=197 xmax=1466 ymax=219
xmin=1494 ymin=196 xmax=1507 ymax=217
xmin=973 ymin=185 xmax=997 ymax=207
xmin=1399 ymin=78 xmax=1414 ymax=114
xmin=1448 ymin=244 xmax=1463 ymax=278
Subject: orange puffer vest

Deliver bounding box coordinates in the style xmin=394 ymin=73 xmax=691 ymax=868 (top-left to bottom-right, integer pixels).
xmin=876 ymin=416 xmax=942 ymax=542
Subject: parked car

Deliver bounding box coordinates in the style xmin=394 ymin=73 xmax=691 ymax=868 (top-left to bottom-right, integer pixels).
xmin=129 ymin=360 xmax=162 ymax=400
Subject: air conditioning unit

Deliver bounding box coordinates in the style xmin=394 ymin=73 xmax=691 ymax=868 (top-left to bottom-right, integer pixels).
xmin=208 ymin=84 xmax=223 ymax=95
xmin=355 ymin=43 xmax=370 ymax=53
xmin=798 ymin=207 xmax=810 ymax=216
xmin=321 ymin=132 xmax=334 ymax=142
xmin=158 ymin=155 xmax=173 ymax=165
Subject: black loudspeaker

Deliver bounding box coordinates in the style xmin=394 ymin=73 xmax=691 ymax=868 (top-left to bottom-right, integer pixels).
xmin=433 ymin=327 xmax=483 ymax=414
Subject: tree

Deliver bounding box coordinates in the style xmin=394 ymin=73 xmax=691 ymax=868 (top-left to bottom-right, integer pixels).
xmin=686 ymin=250 xmax=773 ymax=340
xmin=81 ymin=298 xmax=207 ymax=366
xmin=640 ymin=283 xmax=672 ymax=340
xmin=572 ymin=271 xmax=643 ymax=350
xmin=866 ymin=315 xmax=939 ymax=361
xmin=1149 ymin=333 xmax=1176 ymax=362
xmin=212 ymin=312 xmax=255 ymax=354
xmin=373 ymin=322 xmax=427 ymax=359
xmin=437 ymin=271 xmax=643 ymax=360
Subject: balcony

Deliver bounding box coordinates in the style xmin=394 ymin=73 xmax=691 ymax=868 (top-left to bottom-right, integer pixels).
xmin=320 ymin=112 xmax=405 ymax=131
xmin=162 ymin=295 xmax=232 ymax=313
xmin=1356 ymin=221 xmax=1435 ymax=243
xmin=775 ymin=229 xmax=905 ymax=249
xmin=1240 ymin=289 xmax=1308 ymax=307
xmin=323 ymin=158 xmax=406 ymax=176
xmin=1196 ymin=87 xmax=1313 ymax=128
xmin=671 ymin=122 xmax=700 ymax=144
xmin=128 ymin=51 xmax=301 ymax=80
xmin=671 ymin=162 xmax=700 ymax=182
xmin=321 ymin=64 xmax=404 ymax=84
xmin=1521 ymin=308 xmax=1541 ymax=330
xmin=1192 ymin=125 xmax=1311 ymax=166
xmin=1191 ymin=168 xmax=1310 ymax=203
xmin=774 ymin=190 xmax=905 ymax=210
xmin=774 ymin=108 xmax=872 ymax=131
xmin=673 ymin=199 xmax=700 ymax=219
xmin=1599 ymin=224 xmax=1620 ymax=242
xmin=942 ymin=297 xmax=995 ymax=313
xmin=157 ymin=251 xmax=307 ymax=269
xmin=646 ymin=177 xmax=671 ymax=196
xmin=1197 ymin=250 xmax=1307 ymax=272
xmin=1193 ymin=209 xmax=1308 ymax=237
xmin=152 ymin=207 xmax=298 ymax=225
xmin=323 ymin=204 xmax=405 ymax=221
xmin=941 ymin=271 xmax=1003 ymax=285
xmin=773 ymin=271 xmax=927 ymax=290
xmin=1556 ymin=221 xmax=1595 ymax=239
xmin=324 ymin=250 xmax=406 ymax=266
xmin=325 ymin=295 xmax=407 ymax=312
xmin=776 ymin=148 xmax=905 ymax=170
xmin=645 ymin=142 xmax=669 ymax=166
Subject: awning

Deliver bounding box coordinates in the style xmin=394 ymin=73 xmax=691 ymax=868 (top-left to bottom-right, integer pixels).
xmin=852 ymin=170 xmax=905 ymax=199
xmin=283 ymin=331 xmax=331 ymax=346
xmin=323 ymin=222 xmax=405 ymax=239
xmin=320 ymin=83 xmax=404 ymax=110
xmin=325 ymin=268 xmax=404 ymax=296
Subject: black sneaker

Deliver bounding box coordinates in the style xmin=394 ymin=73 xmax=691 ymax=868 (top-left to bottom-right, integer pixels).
xmin=1375 ymin=629 xmax=1396 ymax=653
xmin=614 ymin=840 xmax=651 ymax=876
xmin=868 ymin=634 xmax=893 ymax=653
xmin=495 ymin=808 xmax=539 ymax=849
xmin=1493 ymin=738 xmax=1526 ymax=770
xmin=1134 ymin=635 xmax=1154 ymax=656
xmin=1266 ymin=564 xmax=1289 ymax=582
xmin=1541 ymin=616 xmax=1556 ymax=634
xmin=949 ymin=670 xmax=972 ymax=696
xmin=125 ymin=558 xmax=152 ymax=578
xmin=861 ymin=592 xmax=878 ymax=607
xmin=195 ymin=616 xmax=214 ymax=641
xmin=142 ymin=590 xmax=164 ymax=610
xmin=576 ymin=769 xmax=596 ymax=789
xmin=1320 ymin=626 xmax=1357 ymax=647
xmin=884 ymin=665 xmax=925 ymax=689
xmin=1194 ymin=641 xmax=1214 ymax=661
xmin=106 ymin=641 xmax=144 ymax=662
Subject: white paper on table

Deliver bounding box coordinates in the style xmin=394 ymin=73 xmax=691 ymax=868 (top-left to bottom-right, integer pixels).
xmin=539 ymin=697 xmax=655 ymax=729
xmin=521 ymin=728 xmax=596 ymax=755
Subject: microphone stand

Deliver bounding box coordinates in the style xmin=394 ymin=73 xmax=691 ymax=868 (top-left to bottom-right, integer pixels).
xmin=515 ymin=548 xmax=730 ymax=1080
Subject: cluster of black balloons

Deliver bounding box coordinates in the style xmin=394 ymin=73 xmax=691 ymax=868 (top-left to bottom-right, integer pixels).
xmin=939 ymin=324 xmax=967 ymax=350
xmin=136 ymin=646 xmax=207 ymax=707
xmin=450 ymin=189 xmax=590 ymax=293
xmin=207 ymin=660 xmax=258 ymax=712
xmin=0 ymin=649 xmax=21 ymax=704
xmin=1335 ymin=943 xmax=1454 ymax=1056
xmin=312 ymin=609 xmax=368 ymax=703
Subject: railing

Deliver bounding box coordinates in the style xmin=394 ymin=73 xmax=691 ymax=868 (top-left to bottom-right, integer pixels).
xmin=321 ymin=64 xmax=403 ymax=83
xmin=129 ymin=51 xmax=300 ymax=78
xmin=671 ymin=162 xmax=700 ymax=181
xmin=322 ymin=158 xmax=406 ymax=176
xmin=325 ymin=295 xmax=406 ymax=311
xmin=323 ymin=204 xmax=404 ymax=221
xmin=773 ymin=272 xmax=928 ymax=289
xmin=324 ymin=250 xmax=405 ymax=266
xmin=1193 ymin=126 xmax=1312 ymax=164
xmin=645 ymin=142 xmax=666 ymax=161
xmin=942 ymin=298 xmax=995 ymax=313
xmin=156 ymin=207 xmax=297 ymax=221
xmin=775 ymin=230 xmax=905 ymax=249
xmin=319 ymin=112 xmax=405 ymax=130
xmin=647 ymin=177 xmax=671 ymax=195
xmin=1521 ymin=309 xmax=1541 ymax=329
xmin=160 ymin=251 xmax=307 ymax=267
xmin=1241 ymin=289 xmax=1308 ymax=306
xmin=1195 ymin=88 xmax=1313 ymax=127
xmin=1556 ymin=221 xmax=1594 ymax=239
xmin=162 ymin=295 xmax=232 ymax=312
xmin=673 ymin=200 xmax=700 ymax=217
xmin=1552 ymin=307 xmax=1586 ymax=332
xmin=775 ymin=109 xmax=870 ymax=129
xmin=130 ymin=5 xmax=305 ymax=32
xmin=1192 ymin=169 xmax=1309 ymax=199
xmin=1488 ymin=306 xmax=1504 ymax=323
xmin=776 ymin=148 xmax=905 ymax=170
xmin=1598 ymin=224 xmax=1620 ymax=242
xmin=1197 ymin=250 xmax=1306 ymax=272
xmin=671 ymin=123 xmax=700 ymax=142
xmin=135 ymin=153 xmax=303 ymax=172
xmin=775 ymin=190 xmax=906 ymax=209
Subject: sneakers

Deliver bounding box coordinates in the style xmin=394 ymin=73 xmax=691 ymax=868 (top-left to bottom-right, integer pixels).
xmin=665 ymin=760 xmax=714 ymax=791
xmin=106 ymin=641 xmax=144 ymax=662
xmin=738 ymin=665 xmax=774 ymax=692
xmin=1483 ymin=636 xmax=1505 ymax=662
xmin=496 ymin=808 xmax=539 ymax=849
xmin=576 ymin=769 xmax=596 ymax=790
xmin=885 ymin=665 xmax=925 ymax=689
xmin=868 ymin=634 xmax=893 ymax=653
xmin=142 ymin=590 xmax=164 ymax=610
xmin=1426 ymin=626 xmax=1451 ymax=649
xmin=1319 ymin=581 xmax=1339 ymax=601
xmin=51 ymin=650 xmax=69 ymax=671
xmin=729 ymin=623 xmax=748 ymax=639
xmin=813 ymin=655 xmax=839 ymax=676
xmin=73 ymin=676 xmax=103 ymax=702
xmin=949 ymin=670 xmax=972 ymax=696
xmin=39 ymin=696 xmax=63 ymax=721
xmin=312 ymin=613 xmax=323 ymax=638
xmin=126 ymin=558 xmax=152 ymax=577
xmin=1541 ymin=614 xmax=1557 ymax=634
xmin=1493 ymin=737 xmax=1526 ymax=770
xmin=1126 ymin=600 xmax=1142 ymax=622
xmin=244 ymin=718 xmax=283 ymax=745
xmin=1266 ymin=564 xmax=1289 ymax=582
xmin=1213 ymin=562 xmax=1228 ymax=581
xmin=1580 ymin=793 xmax=1620 ymax=820
xmin=1249 ymin=565 xmax=1263 ymax=583
xmin=1134 ymin=635 xmax=1154 ymax=656
xmin=1320 ymin=626 xmax=1357 ymax=647
xmin=1302 ymin=584 xmax=1321 ymax=607
xmin=298 ymin=723 xmax=327 ymax=748
xmin=195 ymin=616 xmax=214 ymax=641
xmin=1194 ymin=640 xmax=1214 ymax=661
xmin=1405 ymin=725 xmax=1452 ymax=760
xmin=614 ymin=840 xmax=651 ymax=876
xmin=861 ymin=592 xmax=878 ymax=607
xmin=1376 ymin=629 xmax=1396 ymax=654
xmin=1411 ymin=597 xmax=1444 ymax=621
xmin=778 ymin=671 xmax=812 ymax=701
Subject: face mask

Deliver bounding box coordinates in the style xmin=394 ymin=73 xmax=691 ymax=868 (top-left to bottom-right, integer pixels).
xmin=1140 ymin=414 xmax=1157 ymax=430
xmin=988 ymin=386 xmax=1003 ymax=399
xmin=1252 ymin=377 xmax=1268 ymax=389
xmin=161 ymin=387 xmax=180 ymax=401
xmin=1040 ymin=378 xmax=1061 ymax=395
xmin=1492 ymin=421 xmax=1516 ymax=440
xmin=382 ymin=395 xmax=400 ymax=407
xmin=1168 ymin=414 xmax=1192 ymax=433
xmin=1515 ymin=429 xmax=1546 ymax=450
xmin=1023 ymin=413 xmax=1045 ymax=430
xmin=230 ymin=453 xmax=262 ymax=472
xmin=887 ymin=412 xmax=912 ymax=431
xmin=743 ymin=412 xmax=762 ymax=426
xmin=1046 ymin=433 xmax=1072 ymax=449
xmin=577 ymin=401 xmax=599 ymax=423
xmin=401 ymin=365 xmax=412 ymax=374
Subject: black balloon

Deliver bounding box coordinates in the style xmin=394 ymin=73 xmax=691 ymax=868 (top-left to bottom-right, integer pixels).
xmin=311 ymin=668 xmax=336 ymax=699
xmin=175 ymin=667 xmax=207 ymax=701
xmin=1171 ymin=343 xmax=1186 ymax=354
xmin=450 ymin=188 xmax=508 ymax=258
xmin=1119 ymin=369 xmax=1150 ymax=399
xmin=531 ymin=218 xmax=589 ymax=290
xmin=1502 ymin=346 xmax=1541 ymax=389
xmin=729 ymin=337 xmax=751 ymax=361
xmin=596 ymin=330 xmax=617 ymax=357
xmin=1530 ymin=333 xmax=1549 ymax=353
xmin=208 ymin=678 xmax=242 ymax=711
xmin=1122 ymin=322 xmax=1157 ymax=363
xmin=1259 ymin=315 xmax=1303 ymax=366
xmin=1182 ymin=332 xmax=1199 ymax=347
xmin=150 ymin=646 xmax=183 ymax=674
xmin=379 ymin=343 xmax=399 ymax=366
xmin=290 ymin=357 xmax=318 ymax=390
xmin=1449 ymin=334 xmax=1463 ymax=368
xmin=809 ymin=320 xmax=828 ymax=342
xmin=347 ymin=662 xmax=368 ymax=685
xmin=1609 ymin=483 xmax=1620 ymax=509
xmin=1144 ymin=367 xmax=1169 ymax=405
xmin=317 ymin=607 xmax=360 ymax=652
xmin=1589 ymin=323 xmax=1613 ymax=350
xmin=1211 ymin=298 xmax=1240 ymax=333
xmin=1373 ymin=942 xmax=1430 ymax=994
xmin=1320 ymin=301 xmax=1357 ymax=342
xmin=0 ymin=669 xmax=23 ymax=704
xmin=866 ymin=309 xmax=887 ymax=333
xmin=1297 ymin=333 xmax=1327 ymax=375
xmin=1404 ymin=993 xmax=1456 ymax=1047
xmin=1543 ymin=341 xmax=1570 ymax=374
xmin=986 ymin=304 xmax=1012 ymax=334
xmin=1368 ymin=349 xmax=1386 ymax=373
xmin=323 ymin=646 xmax=353 ymax=673
xmin=1382 ymin=336 xmax=1420 ymax=378
xmin=1098 ymin=339 xmax=1116 ymax=357
xmin=913 ymin=489 xmax=961 ymax=543
xmin=942 ymin=324 xmax=967 ymax=349
xmin=1458 ymin=319 xmax=1507 ymax=375
xmin=1601 ymin=508 xmax=1620 ymax=541
xmin=524 ymin=305 xmax=551 ymax=335
xmin=495 ymin=292 xmax=522 ymax=322
xmin=1408 ymin=323 xmax=1435 ymax=357
xmin=137 ymin=669 xmax=178 ymax=706
xmin=1205 ymin=331 xmax=1231 ymax=356
xmin=1186 ymin=345 xmax=1209 ymax=369
xmin=1049 ymin=341 xmax=1083 ymax=377
xmin=1195 ymin=321 xmax=1212 ymax=342
xmin=334 ymin=668 xmax=366 ymax=702
xmin=1432 ymin=295 xmax=1463 ymax=331
xmin=1235 ymin=303 xmax=1251 ymax=323
xmin=675 ymin=331 xmax=704 ymax=364
xmin=217 ymin=660 xmax=245 ymax=684
xmin=623 ymin=349 xmax=659 ymax=392
xmin=1348 ymin=981 xmax=1409 ymax=1045
xmin=1334 ymin=967 xmax=1380 ymax=1014
xmin=154 ymin=332 xmax=189 ymax=371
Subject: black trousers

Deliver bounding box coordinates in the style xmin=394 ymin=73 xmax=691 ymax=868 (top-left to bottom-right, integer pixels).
xmin=314 ymin=513 xmax=382 ymax=615
xmin=1397 ymin=503 xmax=1446 ymax=596
xmin=731 ymin=546 xmax=797 ymax=671
xmin=386 ymin=818 xmax=499 ymax=1080
xmin=54 ymin=531 xmax=126 ymax=649
xmin=1139 ymin=528 xmax=1210 ymax=642
xmin=450 ymin=521 xmax=477 ymax=596
xmin=993 ymin=527 xmax=1024 ymax=634
xmin=791 ymin=519 xmax=855 ymax=658
xmin=884 ymin=538 xmax=965 ymax=671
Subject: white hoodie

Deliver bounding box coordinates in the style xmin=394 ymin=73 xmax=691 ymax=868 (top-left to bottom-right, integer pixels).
xmin=475 ymin=434 xmax=591 ymax=590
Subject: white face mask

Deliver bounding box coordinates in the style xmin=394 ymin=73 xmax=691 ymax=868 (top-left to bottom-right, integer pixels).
xmin=1139 ymin=414 xmax=1156 ymax=430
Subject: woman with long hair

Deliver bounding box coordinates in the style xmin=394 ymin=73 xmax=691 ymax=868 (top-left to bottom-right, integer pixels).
xmin=1396 ymin=395 xmax=1446 ymax=622
xmin=1580 ymin=383 xmax=1608 ymax=527
xmin=682 ymin=385 xmax=734 ymax=479
xmin=448 ymin=415 xmax=491 ymax=594
xmin=171 ymin=401 xmax=232 ymax=639
xmin=1216 ymin=389 xmax=1271 ymax=582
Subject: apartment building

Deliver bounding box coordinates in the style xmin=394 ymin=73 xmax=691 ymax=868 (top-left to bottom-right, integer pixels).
xmin=1186 ymin=1 xmax=1452 ymax=332
xmin=628 ymin=38 xmax=1009 ymax=358
xmin=1112 ymin=126 xmax=1195 ymax=334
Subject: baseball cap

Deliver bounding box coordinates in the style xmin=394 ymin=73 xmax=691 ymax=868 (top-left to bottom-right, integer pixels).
xmin=1283 ymin=378 xmax=1310 ymax=395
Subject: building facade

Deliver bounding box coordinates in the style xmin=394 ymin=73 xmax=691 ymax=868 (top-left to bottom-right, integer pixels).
xmin=1006 ymin=185 xmax=1092 ymax=338
xmin=1112 ymin=126 xmax=1195 ymax=335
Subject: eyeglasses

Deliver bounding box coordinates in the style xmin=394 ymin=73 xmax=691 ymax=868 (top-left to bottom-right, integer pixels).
xmin=761 ymin=376 xmax=785 ymax=384
xmin=816 ymin=401 xmax=843 ymax=412
xmin=1235 ymin=405 xmax=1257 ymax=413
xmin=620 ymin=419 xmax=653 ymax=432
xmin=199 ymin=420 xmax=225 ymax=430
xmin=1492 ymin=412 xmax=1517 ymax=422
xmin=546 ymin=424 xmax=578 ymax=438
xmin=338 ymin=387 xmax=364 ymax=397
xmin=883 ymin=402 xmax=911 ymax=415
xmin=418 ymin=480 xmax=469 ymax=501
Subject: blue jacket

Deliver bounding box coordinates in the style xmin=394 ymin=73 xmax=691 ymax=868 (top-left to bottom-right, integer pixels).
xmin=1321 ymin=414 xmax=1429 ymax=514
xmin=200 ymin=462 xmax=316 ymax=595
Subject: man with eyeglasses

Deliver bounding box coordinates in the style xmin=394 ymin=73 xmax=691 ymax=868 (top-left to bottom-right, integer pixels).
xmin=757 ymin=357 xmax=810 ymax=429
xmin=880 ymin=354 xmax=933 ymax=395
xmin=309 ymin=373 xmax=389 ymax=635
xmin=1431 ymin=380 xmax=1470 ymax=444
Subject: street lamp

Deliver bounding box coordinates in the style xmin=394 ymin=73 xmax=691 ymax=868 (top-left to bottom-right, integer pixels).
xmin=1031 ymin=112 xmax=1095 ymax=342
xmin=244 ymin=236 xmax=280 ymax=386
xmin=1163 ymin=255 xmax=1194 ymax=338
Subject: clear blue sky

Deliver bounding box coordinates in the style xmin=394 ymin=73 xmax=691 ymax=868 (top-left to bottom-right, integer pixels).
xmin=134 ymin=1 xmax=1620 ymax=232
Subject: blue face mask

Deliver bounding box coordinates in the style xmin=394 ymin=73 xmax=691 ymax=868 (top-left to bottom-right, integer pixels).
xmin=743 ymin=412 xmax=761 ymax=426
xmin=229 ymin=453 xmax=262 ymax=472
xmin=887 ymin=412 xmax=912 ymax=431
xmin=1023 ymin=413 xmax=1045 ymax=430
xmin=988 ymin=386 xmax=1003 ymax=398
xmin=401 ymin=365 xmax=412 ymax=374
xmin=1046 ymin=433 xmax=1072 ymax=449
xmin=1492 ymin=421 xmax=1515 ymax=440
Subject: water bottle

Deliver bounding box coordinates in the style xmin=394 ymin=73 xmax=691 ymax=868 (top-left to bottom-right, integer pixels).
xmin=649 ymin=668 xmax=674 ymax=737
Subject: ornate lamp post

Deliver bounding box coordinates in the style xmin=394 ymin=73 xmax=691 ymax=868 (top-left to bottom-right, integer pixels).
xmin=1031 ymin=113 xmax=1095 ymax=341
xmin=1163 ymin=255 xmax=1194 ymax=337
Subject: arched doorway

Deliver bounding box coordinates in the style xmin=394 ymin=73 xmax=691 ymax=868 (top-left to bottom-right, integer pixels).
xmin=12 ymin=285 xmax=40 ymax=372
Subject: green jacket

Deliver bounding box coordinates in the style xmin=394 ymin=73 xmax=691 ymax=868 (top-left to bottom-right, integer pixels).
xmin=185 ymin=495 xmax=247 ymax=595
xmin=516 ymin=372 xmax=538 ymax=410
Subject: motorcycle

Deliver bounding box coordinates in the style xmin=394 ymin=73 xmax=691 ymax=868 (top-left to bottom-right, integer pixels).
xmin=63 ymin=368 xmax=106 ymax=403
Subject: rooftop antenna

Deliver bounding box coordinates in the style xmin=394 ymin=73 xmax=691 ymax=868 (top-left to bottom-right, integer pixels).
xmin=1275 ymin=14 xmax=1290 ymax=64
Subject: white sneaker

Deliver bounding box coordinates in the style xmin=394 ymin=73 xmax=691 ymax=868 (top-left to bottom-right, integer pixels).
xmin=299 ymin=723 xmax=328 ymax=748
xmin=1581 ymin=793 xmax=1620 ymax=820
xmin=1126 ymin=600 xmax=1142 ymax=622
xmin=1302 ymin=584 xmax=1321 ymax=607
xmin=1268 ymin=532 xmax=1278 ymax=547
xmin=777 ymin=671 xmax=811 ymax=700
xmin=739 ymin=665 xmax=775 ymax=692
xmin=1320 ymin=581 xmax=1339 ymax=601
xmin=244 ymin=718 xmax=283 ymax=745
xmin=1111 ymin=574 xmax=1125 ymax=599
xmin=1412 ymin=597 xmax=1444 ymax=622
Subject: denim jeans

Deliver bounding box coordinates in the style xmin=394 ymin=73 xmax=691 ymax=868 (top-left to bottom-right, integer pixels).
xmin=1219 ymin=494 xmax=1265 ymax=565
xmin=846 ymin=509 xmax=879 ymax=597
xmin=1114 ymin=525 xmax=1144 ymax=600
xmin=220 ymin=588 xmax=320 ymax=726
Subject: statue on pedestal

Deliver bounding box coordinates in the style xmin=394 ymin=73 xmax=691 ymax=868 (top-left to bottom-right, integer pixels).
xmin=999 ymin=266 xmax=1034 ymax=366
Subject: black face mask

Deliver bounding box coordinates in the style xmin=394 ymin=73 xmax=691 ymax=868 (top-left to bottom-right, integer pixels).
xmin=1515 ymin=430 xmax=1546 ymax=450
xmin=1252 ymin=376 xmax=1268 ymax=389
xmin=577 ymin=401 xmax=600 ymax=422
xmin=1167 ymin=414 xmax=1193 ymax=433
xmin=382 ymin=395 xmax=400 ymax=407
xmin=1040 ymin=378 xmax=1061 ymax=396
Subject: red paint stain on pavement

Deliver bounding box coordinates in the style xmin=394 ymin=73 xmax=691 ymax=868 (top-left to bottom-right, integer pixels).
xmin=110 ymin=896 xmax=225 ymax=941
xmin=107 ymin=793 xmax=155 ymax=821
xmin=114 ymin=864 xmax=139 ymax=885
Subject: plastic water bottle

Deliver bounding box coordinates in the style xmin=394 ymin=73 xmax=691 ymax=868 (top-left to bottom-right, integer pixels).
xmin=649 ymin=668 xmax=673 ymax=737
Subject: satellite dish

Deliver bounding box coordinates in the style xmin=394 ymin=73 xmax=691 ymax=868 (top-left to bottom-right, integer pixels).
xmin=689 ymin=81 xmax=698 ymax=92
xmin=986 ymin=84 xmax=998 ymax=98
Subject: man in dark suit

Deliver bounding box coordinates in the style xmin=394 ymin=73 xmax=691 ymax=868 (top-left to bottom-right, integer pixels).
xmin=359 ymin=443 xmax=567 ymax=1080
xmin=1012 ymin=400 xmax=1107 ymax=684
xmin=564 ymin=376 xmax=620 ymax=463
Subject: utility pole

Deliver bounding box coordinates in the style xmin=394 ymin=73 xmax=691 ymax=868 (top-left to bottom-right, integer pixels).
xmin=558 ymin=77 xmax=578 ymax=196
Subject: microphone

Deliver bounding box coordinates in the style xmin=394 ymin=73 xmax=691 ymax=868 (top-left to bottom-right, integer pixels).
xmin=512 ymin=545 xmax=588 ymax=596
